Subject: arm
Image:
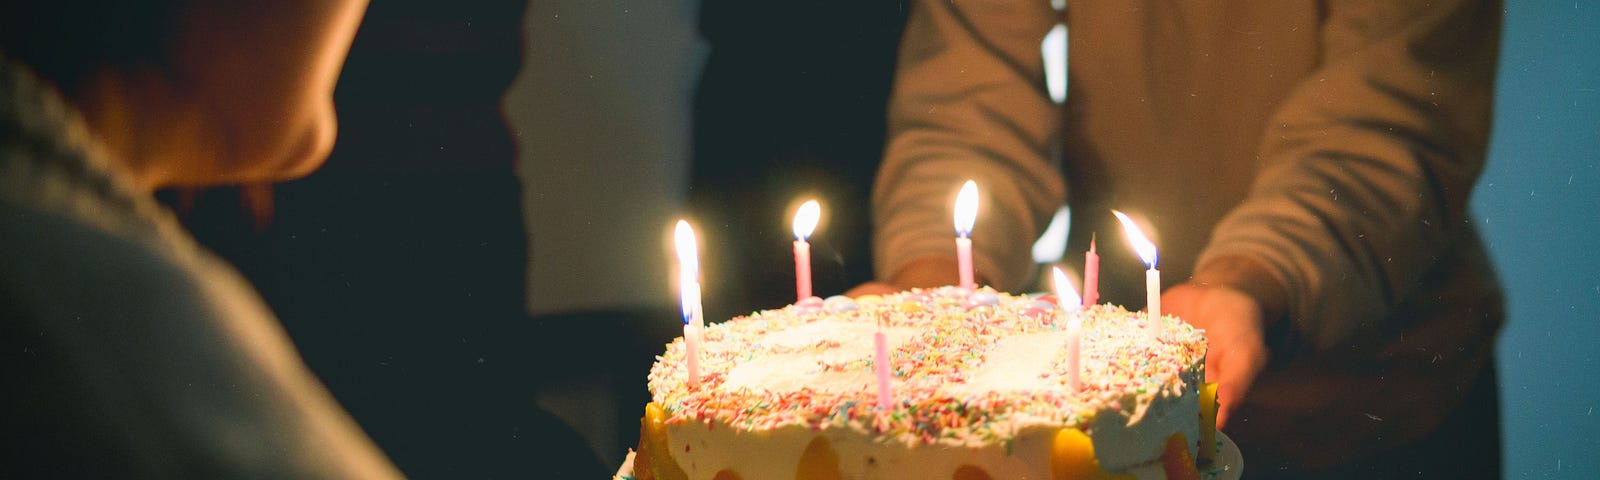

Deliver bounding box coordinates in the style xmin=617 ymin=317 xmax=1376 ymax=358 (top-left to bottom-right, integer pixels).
xmin=1170 ymin=1 xmax=1502 ymax=427
xmin=873 ymin=0 xmax=1064 ymax=291
xmin=1192 ymin=0 xmax=1502 ymax=352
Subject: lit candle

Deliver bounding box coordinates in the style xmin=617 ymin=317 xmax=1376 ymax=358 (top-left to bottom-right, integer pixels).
xmin=792 ymin=199 xmax=821 ymax=302
xmin=1083 ymin=235 xmax=1100 ymax=306
xmin=1052 ymin=266 xmax=1083 ymax=392
xmin=1112 ymin=210 xmax=1160 ymax=338
xmin=954 ymin=180 xmax=979 ymax=290
xmin=674 ymin=220 xmax=703 ymax=387
xmin=682 ymin=286 xmax=702 ymax=388
xmin=875 ymin=312 xmax=893 ymax=409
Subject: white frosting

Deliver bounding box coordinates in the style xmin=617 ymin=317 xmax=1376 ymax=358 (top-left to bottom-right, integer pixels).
xmin=646 ymin=289 xmax=1208 ymax=479
xmin=940 ymin=331 xmax=1075 ymax=395
xmin=667 ymin=368 xmax=1202 ymax=479
xmin=722 ymin=319 xmax=918 ymax=395
xmin=1088 ymin=368 xmax=1201 ymax=471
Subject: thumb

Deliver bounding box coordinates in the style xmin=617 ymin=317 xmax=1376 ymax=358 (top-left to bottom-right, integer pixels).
xmin=1210 ymin=342 xmax=1263 ymax=429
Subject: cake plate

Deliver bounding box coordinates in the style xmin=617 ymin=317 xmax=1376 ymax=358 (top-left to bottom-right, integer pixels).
xmin=613 ymin=432 xmax=1242 ymax=480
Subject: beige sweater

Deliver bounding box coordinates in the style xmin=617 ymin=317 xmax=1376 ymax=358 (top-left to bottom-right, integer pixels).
xmin=875 ymin=0 xmax=1503 ymax=470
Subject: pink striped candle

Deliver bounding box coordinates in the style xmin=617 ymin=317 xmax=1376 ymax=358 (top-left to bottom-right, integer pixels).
xmin=1083 ymin=237 xmax=1100 ymax=306
xmin=792 ymin=200 xmax=820 ymax=301
xmin=875 ymin=313 xmax=893 ymax=409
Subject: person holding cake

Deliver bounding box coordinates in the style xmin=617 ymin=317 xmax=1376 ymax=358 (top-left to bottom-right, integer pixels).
xmin=0 ymin=1 xmax=404 ymax=477
xmin=854 ymin=1 xmax=1504 ymax=478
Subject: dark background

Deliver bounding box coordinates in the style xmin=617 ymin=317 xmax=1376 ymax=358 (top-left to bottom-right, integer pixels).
xmin=163 ymin=1 xmax=1597 ymax=478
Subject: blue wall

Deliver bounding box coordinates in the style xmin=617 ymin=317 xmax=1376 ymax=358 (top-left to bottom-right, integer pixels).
xmin=1478 ymin=2 xmax=1600 ymax=478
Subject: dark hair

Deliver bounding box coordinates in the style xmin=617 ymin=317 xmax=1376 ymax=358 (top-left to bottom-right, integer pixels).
xmin=0 ymin=0 xmax=178 ymax=96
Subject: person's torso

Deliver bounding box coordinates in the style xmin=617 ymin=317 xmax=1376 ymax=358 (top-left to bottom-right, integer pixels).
xmin=1060 ymin=2 xmax=1320 ymax=304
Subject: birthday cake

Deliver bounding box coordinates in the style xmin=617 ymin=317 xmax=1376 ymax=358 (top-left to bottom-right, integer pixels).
xmin=633 ymin=286 xmax=1218 ymax=480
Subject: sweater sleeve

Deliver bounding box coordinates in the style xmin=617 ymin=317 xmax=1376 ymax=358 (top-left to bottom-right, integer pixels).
xmin=873 ymin=0 xmax=1065 ymax=291
xmin=1195 ymin=0 xmax=1501 ymax=352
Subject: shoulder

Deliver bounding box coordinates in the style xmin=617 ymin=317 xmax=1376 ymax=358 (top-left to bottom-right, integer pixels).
xmin=1 ymin=192 xmax=397 ymax=478
xmin=0 ymin=178 xmax=228 ymax=324
xmin=1 ymin=57 xmax=397 ymax=477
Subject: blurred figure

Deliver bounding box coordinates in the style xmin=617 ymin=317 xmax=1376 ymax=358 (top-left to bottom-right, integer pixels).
xmin=858 ymin=1 xmax=1504 ymax=478
xmin=0 ymin=1 xmax=401 ymax=477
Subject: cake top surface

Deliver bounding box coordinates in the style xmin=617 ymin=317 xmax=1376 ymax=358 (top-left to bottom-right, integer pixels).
xmin=647 ymin=286 xmax=1207 ymax=446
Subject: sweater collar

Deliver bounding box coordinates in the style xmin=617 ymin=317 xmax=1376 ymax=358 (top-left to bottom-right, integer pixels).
xmin=0 ymin=52 xmax=182 ymax=243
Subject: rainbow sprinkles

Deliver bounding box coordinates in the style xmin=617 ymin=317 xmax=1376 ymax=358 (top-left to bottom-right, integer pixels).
xmin=642 ymin=286 xmax=1210 ymax=480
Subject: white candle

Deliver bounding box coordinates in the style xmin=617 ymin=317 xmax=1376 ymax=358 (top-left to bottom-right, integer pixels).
xmin=793 ymin=200 xmax=820 ymax=301
xmin=1146 ymin=267 xmax=1161 ymax=331
xmin=684 ymin=322 xmax=701 ymax=387
xmin=954 ymin=180 xmax=979 ymax=290
xmin=1052 ymin=267 xmax=1083 ymax=392
xmin=674 ymin=220 xmax=703 ymax=387
xmin=1112 ymin=210 xmax=1161 ymax=339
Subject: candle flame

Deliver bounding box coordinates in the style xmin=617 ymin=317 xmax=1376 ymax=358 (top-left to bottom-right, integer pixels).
xmin=954 ymin=180 xmax=979 ymax=236
xmin=680 ymin=281 xmax=700 ymax=324
xmin=793 ymin=199 xmax=821 ymax=240
xmin=674 ymin=220 xmax=700 ymax=322
xmin=674 ymin=220 xmax=699 ymax=280
xmin=1052 ymin=266 xmax=1081 ymax=311
xmin=1112 ymin=210 xmax=1158 ymax=268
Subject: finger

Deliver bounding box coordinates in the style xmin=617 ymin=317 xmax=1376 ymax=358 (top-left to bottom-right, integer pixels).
xmin=1213 ymin=343 xmax=1264 ymax=429
xmin=1214 ymin=366 xmax=1242 ymax=428
xmin=844 ymin=282 xmax=899 ymax=297
xmin=1204 ymin=349 xmax=1232 ymax=426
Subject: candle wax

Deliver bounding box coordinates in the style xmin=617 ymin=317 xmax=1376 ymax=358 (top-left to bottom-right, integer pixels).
xmin=875 ymin=330 xmax=892 ymax=409
xmin=1146 ymin=268 xmax=1161 ymax=338
xmin=684 ymin=323 xmax=701 ymax=387
xmin=956 ymin=237 xmax=974 ymax=290
xmin=794 ymin=240 xmax=812 ymax=301
xmin=1083 ymin=240 xmax=1099 ymax=306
